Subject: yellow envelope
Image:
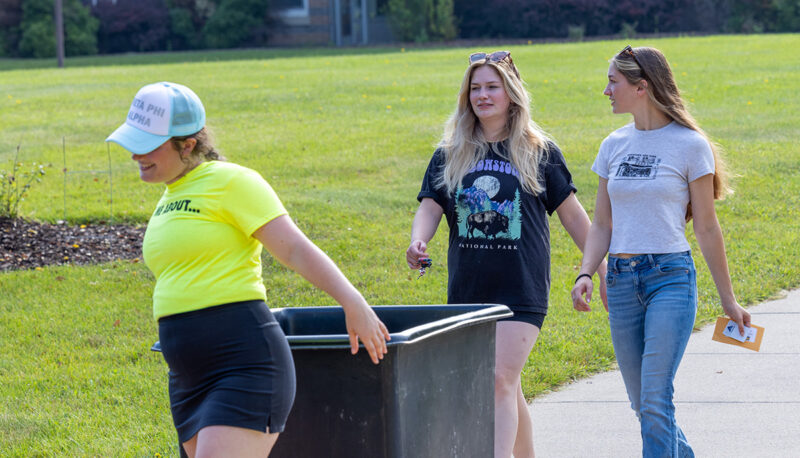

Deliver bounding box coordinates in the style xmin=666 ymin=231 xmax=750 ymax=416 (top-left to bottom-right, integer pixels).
xmin=711 ymin=316 xmax=764 ymax=352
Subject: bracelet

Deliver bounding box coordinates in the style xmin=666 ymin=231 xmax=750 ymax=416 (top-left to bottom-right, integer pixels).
xmin=574 ymin=273 xmax=592 ymax=284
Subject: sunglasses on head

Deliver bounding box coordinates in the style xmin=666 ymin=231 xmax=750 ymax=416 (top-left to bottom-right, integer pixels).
xmin=618 ymin=45 xmax=649 ymax=80
xmin=469 ymin=51 xmax=520 ymax=77
xmin=469 ymin=51 xmax=512 ymax=64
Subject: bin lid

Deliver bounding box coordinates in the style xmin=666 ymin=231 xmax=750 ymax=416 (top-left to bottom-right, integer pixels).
xmin=274 ymin=304 xmax=513 ymax=350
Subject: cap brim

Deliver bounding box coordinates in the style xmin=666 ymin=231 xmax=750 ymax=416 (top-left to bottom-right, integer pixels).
xmin=106 ymin=122 xmax=170 ymax=156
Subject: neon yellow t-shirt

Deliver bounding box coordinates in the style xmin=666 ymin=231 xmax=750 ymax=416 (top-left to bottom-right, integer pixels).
xmin=142 ymin=160 xmax=287 ymax=320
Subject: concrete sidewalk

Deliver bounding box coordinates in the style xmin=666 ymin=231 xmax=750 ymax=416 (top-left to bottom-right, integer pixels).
xmin=530 ymin=288 xmax=800 ymax=457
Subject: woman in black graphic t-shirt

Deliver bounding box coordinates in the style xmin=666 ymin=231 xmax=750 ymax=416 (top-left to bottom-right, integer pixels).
xmin=405 ymin=51 xmax=607 ymax=458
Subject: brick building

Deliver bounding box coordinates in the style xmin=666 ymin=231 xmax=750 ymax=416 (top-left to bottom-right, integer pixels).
xmin=271 ymin=0 xmax=394 ymax=46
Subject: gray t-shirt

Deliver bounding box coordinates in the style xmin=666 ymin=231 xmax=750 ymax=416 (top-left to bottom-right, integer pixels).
xmin=592 ymin=122 xmax=714 ymax=254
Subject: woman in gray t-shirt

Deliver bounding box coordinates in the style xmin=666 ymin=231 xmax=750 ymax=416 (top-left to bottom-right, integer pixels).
xmin=571 ymin=46 xmax=751 ymax=457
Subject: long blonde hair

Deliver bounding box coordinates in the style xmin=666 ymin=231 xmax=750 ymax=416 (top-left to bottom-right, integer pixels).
xmin=611 ymin=47 xmax=731 ymax=201
xmin=436 ymin=56 xmax=552 ymax=195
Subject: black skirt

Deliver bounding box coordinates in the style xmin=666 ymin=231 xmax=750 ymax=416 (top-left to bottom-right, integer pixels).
xmin=158 ymin=300 xmax=296 ymax=443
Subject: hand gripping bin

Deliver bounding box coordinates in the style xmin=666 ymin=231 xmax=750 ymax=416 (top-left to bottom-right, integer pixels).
xmin=269 ymin=303 xmax=512 ymax=458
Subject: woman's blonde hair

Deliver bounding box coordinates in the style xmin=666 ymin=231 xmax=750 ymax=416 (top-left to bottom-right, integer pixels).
xmin=436 ymin=56 xmax=552 ymax=195
xmin=611 ymin=47 xmax=731 ymax=202
xmin=171 ymin=126 xmax=226 ymax=162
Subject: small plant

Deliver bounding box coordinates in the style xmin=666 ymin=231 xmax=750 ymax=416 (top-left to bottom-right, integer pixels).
xmin=567 ymin=24 xmax=585 ymax=42
xmin=0 ymin=145 xmax=47 ymax=219
xmin=620 ymin=21 xmax=638 ymax=39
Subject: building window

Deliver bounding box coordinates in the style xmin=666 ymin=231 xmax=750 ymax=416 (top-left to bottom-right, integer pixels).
xmin=274 ymin=0 xmax=309 ymax=19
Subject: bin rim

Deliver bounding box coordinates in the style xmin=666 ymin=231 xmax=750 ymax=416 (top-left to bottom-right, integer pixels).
xmin=274 ymin=303 xmax=512 ymax=350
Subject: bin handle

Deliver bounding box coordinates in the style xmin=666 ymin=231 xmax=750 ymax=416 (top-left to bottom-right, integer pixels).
xmin=287 ymin=304 xmax=512 ymax=349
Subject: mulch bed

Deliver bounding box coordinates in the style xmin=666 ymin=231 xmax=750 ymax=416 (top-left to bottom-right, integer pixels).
xmin=0 ymin=217 xmax=145 ymax=271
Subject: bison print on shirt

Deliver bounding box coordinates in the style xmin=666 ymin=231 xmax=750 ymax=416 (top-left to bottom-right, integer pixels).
xmin=455 ymin=172 xmax=522 ymax=242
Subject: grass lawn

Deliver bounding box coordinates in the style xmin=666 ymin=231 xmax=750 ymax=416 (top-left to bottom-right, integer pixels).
xmin=1 ymin=34 xmax=799 ymax=455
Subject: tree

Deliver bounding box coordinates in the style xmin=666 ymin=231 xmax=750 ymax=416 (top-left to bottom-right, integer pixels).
xmin=17 ymin=0 xmax=97 ymax=58
xmin=385 ymin=0 xmax=457 ymax=42
xmin=203 ymin=0 xmax=271 ymax=49
xmin=770 ymin=0 xmax=800 ymax=31
xmin=0 ymin=0 xmax=23 ymax=56
xmin=92 ymin=0 xmax=170 ymax=53
xmin=64 ymin=0 xmax=98 ymax=55
xmin=163 ymin=0 xmax=217 ymax=50
xmin=451 ymin=0 xmax=756 ymax=39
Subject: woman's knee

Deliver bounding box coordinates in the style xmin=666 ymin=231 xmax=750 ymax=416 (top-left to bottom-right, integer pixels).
xmin=495 ymin=367 xmax=521 ymax=395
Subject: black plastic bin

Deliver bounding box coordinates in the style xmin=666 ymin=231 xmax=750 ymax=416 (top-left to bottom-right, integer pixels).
xmin=152 ymin=303 xmax=511 ymax=457
xmin=270 ymin=303 xmax=511 ymax=458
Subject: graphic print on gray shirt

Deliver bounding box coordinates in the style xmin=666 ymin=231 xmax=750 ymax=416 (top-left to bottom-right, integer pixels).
xmin=615 ymin=154 xmax=661 ymax=179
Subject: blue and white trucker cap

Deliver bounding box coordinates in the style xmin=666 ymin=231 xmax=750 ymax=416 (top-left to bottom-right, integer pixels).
xmin=106 ymin=82 xmax=205 ymax=156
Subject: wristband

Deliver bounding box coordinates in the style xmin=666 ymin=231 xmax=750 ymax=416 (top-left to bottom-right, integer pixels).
xmin=574 ymin=273 xmax=592 ymax=284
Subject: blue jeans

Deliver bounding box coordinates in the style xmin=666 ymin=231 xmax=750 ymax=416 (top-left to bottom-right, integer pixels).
xmin=606 ymin=252 xmax=697 ymax=458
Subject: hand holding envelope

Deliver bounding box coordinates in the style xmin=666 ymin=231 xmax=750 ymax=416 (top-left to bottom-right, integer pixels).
xmin=712 ymin=317 xmax=765 ymax=351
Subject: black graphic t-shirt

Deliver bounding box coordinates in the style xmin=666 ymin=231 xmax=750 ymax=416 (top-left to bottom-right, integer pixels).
xmin=418 ymin=141 xmax=576 ymax=313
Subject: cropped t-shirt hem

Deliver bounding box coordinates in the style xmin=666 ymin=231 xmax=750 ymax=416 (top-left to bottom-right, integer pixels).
xmin=608 ymin=245 xmax=691 ymax=256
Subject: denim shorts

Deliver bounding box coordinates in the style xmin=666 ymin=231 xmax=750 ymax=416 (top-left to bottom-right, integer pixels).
xmin=499 ymin=310 xmax=546 ymax=329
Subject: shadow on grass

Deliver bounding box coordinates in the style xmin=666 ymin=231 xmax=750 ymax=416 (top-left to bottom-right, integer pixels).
xmin=0 ymin=46 xmax=411 ymax=72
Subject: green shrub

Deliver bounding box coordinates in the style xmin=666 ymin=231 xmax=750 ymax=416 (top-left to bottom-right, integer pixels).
xmin=567 ymin=24 xmax=585 ymax=41
xmin=64 ymin=0 xmax=99 ymax=55
xmin=771 ymin=0 xmax=800 ymax=31
xmin=385 ymin=0 xmax=457 ymax=42
xmin=620 ymin=21 xmax=638 ymax=39
xmin=0 ymin=28 xmax=16 ymax=57
xmin=18 ymin=19 xmax=54 ymax=58
xmin=168 ymin=6 xmax=202 ymax=50
xmin=203 ymin=0 xmax=270 ymax=49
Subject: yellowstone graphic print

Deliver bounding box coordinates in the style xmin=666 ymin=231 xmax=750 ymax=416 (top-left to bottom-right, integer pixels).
xmin=615 ymin=154 xmax=661 ymax=179
xmin=454 ymin=157 xmax=523 ymax=242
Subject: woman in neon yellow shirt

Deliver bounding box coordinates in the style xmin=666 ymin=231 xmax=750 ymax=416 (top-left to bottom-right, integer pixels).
xmin=107 ymin=82 xmax=390 ymax=457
